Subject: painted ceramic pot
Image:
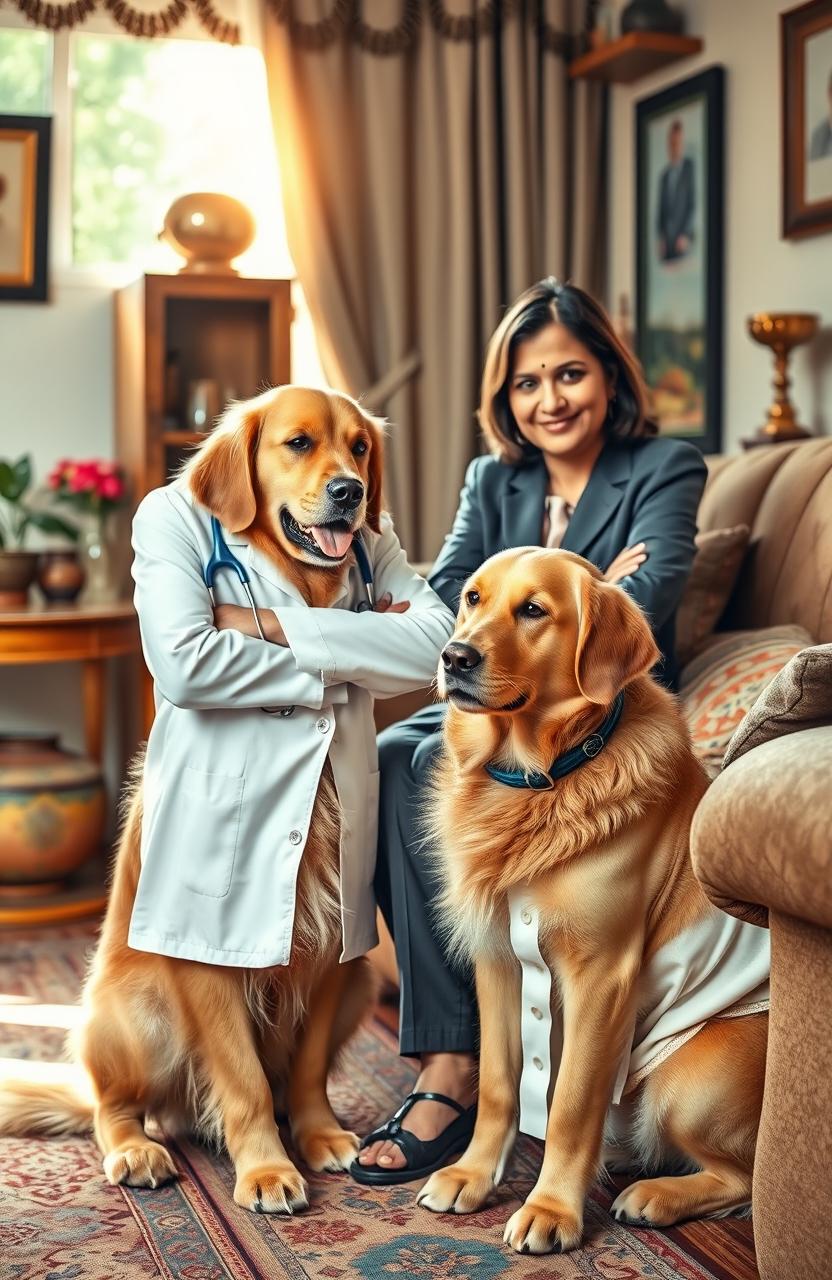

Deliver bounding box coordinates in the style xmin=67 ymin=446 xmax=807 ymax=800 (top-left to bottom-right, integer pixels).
xmin=0 ymin=735 xmax=105 ymax=889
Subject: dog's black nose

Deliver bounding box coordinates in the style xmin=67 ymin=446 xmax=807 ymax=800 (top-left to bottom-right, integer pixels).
xmin=327 ymin=476 xmax=364 ymax=509
xmin=441 ymin=642 xmax=482 ymax=673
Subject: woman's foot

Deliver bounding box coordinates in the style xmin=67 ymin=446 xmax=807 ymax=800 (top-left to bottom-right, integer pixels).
xmin=357 ymin=1052 xmax=477 ymax=1172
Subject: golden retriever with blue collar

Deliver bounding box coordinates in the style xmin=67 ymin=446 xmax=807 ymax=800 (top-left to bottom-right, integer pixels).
xmin=418 ymin=546 xmax=769 ymax=1254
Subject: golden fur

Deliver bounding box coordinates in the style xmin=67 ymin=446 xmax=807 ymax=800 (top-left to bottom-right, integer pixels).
xmin=0 ymin=386 xmax=383 ymax=1213
xmin=418 ymin=547 xmax=767 ymax=1253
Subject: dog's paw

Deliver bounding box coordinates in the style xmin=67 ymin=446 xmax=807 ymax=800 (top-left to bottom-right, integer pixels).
xmin=103 ymin=1141 xmax=178 ymax=1189
xmin=234 ymin=1163 xmax=309 ymax=1214
xmin=417 ymin=1165 xmax=495 ymax=1215
xmin=502 ymin=1194 xmax=583 ymax=1254
xmin=295 ymin=1125 xmax=360 ymax=1173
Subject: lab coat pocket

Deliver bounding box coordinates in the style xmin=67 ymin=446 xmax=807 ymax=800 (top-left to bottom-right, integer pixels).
xmin=179 ymin=766 xmax=245 ymax=899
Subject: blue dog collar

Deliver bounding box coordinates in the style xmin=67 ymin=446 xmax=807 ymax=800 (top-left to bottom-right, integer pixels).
xmin=484 ymin=691 xmax=625 ymax=791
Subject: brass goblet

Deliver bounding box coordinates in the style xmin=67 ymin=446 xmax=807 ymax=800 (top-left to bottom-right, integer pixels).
xmin=746 ymin=312 xmax=819 ymax=444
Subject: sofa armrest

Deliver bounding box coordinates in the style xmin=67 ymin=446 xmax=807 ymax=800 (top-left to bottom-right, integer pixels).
xmin=691 ymin=726 xmax=832 ymax=931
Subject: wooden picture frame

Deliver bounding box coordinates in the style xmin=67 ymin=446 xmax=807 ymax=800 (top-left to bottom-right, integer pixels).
xmin=782 ymin=0 xmax=832 ymax=238
xmin=0 ymin=115 xmax=51 ymax=303
xmin=635 ymin=67 xmax=725 ymax=455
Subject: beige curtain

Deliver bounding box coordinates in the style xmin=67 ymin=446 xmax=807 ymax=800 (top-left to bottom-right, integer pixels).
xmin=263 ymin=1 xmax=606 ymax=560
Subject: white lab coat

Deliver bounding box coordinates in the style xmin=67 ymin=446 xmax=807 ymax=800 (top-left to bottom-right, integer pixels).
xmin=128 ymin=480 xmax=454 ymax=968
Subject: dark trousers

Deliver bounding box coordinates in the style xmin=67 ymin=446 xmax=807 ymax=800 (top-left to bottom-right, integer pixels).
xmin=373 ymin=703 xmax=478 ymax=1057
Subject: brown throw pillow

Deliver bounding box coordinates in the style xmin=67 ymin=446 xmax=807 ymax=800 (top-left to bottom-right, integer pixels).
xmin=675 ymin=525 xmax=751 ymax=667
xmin=722 ymin=642 xmax=832 ymax=769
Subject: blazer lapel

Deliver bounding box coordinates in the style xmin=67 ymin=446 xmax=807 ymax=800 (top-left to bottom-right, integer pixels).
xmin=501 ymin=460 xmax=549 ymax=550
xmin=561 ymin=443 xmax=633 ymax=558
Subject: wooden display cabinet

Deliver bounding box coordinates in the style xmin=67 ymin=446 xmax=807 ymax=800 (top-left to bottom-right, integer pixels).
xmin=115 ymin=273 xmax=291 ymax=503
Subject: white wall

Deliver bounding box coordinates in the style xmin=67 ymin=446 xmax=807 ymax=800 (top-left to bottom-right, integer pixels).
xmin=0 ymin=282 xmax=128 ymax=826
xmin=608 ymin=0 xmax=832 ymax=450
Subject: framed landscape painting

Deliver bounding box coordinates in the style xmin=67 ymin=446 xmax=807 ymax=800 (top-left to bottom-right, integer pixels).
xmin=782 ymin=0 xmax=832 ymax=238
xmin=635 ymin=67 xmax=725 ymax=454
xmin=0 ymin=114 xmax=51 ymax=303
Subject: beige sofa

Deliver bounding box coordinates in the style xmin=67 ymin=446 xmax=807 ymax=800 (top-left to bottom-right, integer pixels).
xmin=689 ymin=439 xmax=832 ymax=1280
xmin=372 ymin=440 xmax=832 ymax=1279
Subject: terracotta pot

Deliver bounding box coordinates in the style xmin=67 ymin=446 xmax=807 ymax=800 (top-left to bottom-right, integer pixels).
xmin=37 ymin=549 xmax=85 ymax=603
xmin=0 ymin=735 xmax=106 ymax=890
xmin=0 ymin=550 xmax=38 ymax=607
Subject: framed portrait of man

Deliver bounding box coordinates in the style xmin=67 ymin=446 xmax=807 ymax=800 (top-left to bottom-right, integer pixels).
xmin=782 ymin=0 xmax=832 ymax=237
xmin=0 ymin=114 xmax=51 ymax=303
xmin=635 ymin=67 xmax=725 ymax=455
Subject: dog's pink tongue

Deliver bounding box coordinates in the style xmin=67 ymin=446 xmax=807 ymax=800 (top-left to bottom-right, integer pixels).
xmin=310 ymin=525 xmax=353 ymax=558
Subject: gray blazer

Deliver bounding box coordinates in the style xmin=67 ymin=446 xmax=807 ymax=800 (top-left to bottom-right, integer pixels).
xmin=429 ymin=436 xmax=707 ymax=688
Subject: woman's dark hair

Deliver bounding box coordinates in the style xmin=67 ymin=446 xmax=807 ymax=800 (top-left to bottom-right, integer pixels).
xmin=478 ymin=277 xmax=657 ymax=464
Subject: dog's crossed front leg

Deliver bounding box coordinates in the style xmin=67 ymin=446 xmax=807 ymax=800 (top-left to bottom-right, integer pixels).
xmin=503 ymin=948 xmax=641 ymax=1255
xmin=418 ymin=957 xmax=521 ymax=1214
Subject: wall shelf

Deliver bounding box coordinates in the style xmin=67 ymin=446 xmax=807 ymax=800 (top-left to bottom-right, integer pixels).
xmin=569 ymin=32 xmax=703 ymax=84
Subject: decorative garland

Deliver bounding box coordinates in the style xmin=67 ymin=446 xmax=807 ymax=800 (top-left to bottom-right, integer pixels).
xmin=12 ymin=0 xmax=240 ymax=42
xmin=9 ymin=0 xmax=571 ymax=55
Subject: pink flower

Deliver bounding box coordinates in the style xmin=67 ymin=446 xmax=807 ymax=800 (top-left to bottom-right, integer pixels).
xmin=69 ymin=464 xmax=98 ymax=493
xmin=99 ymin=475 xmax=124 ymax=500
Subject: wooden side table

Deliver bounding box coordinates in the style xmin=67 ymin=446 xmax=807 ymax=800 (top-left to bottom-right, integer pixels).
xmin=0 ymin=600 xmax=149 ymax=925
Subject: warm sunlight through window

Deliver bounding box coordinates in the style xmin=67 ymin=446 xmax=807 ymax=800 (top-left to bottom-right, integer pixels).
xmin=70 ymin=35 xmax=293 ymax=278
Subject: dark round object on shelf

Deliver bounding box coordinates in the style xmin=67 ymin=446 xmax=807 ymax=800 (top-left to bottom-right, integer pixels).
xmin=620 ymin=0 xmax=684 ymax=35
xmin=37 ymin=549 xmax=85 ymax=603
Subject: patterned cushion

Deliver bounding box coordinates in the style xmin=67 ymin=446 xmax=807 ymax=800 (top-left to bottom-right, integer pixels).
xmin=679 ymin=625 xmax=814 ymax=777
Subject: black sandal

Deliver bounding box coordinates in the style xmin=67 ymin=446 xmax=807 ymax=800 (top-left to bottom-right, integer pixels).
xmin=349 ymin=1090 xmax=476 ymax=1186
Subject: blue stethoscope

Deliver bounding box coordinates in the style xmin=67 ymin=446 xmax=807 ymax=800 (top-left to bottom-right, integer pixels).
xmin=203 ymin=516 xmax=375 ymax=640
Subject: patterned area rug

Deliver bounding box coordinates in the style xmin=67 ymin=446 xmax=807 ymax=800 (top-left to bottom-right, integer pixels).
xmin=0 ymin=924 xmax=759 ymax=1280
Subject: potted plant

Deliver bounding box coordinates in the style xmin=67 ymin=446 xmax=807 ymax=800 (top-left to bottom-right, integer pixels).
xmin=47 ymin=458 xmax=128 ymax=602
xmin=0 ymin=455 xmax=78 ymax=606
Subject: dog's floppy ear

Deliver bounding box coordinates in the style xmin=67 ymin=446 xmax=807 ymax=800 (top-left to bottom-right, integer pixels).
xmin=187 ymin=398 xmax=262 ymax=532
xmin=574 ymin=572 xmax=660 ymax=704
xmin=363 ymin=413 xmax=385 ymax=534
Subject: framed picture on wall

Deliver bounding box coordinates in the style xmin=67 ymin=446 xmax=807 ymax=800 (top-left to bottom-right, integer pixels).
xmin=0 ymin=115 xmax=51 ymax=303
xmin=782 ymin=0 xmax=832 ymax=238
xmin=635 ymin=67 xmax=725 ymax=455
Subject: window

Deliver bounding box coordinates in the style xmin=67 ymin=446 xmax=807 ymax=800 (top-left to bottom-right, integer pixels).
xmin=0 ymin=25 xmax=290 ymax=274
xmin=0 ymin=28 xmax=52 ymax=115
xmin=0 ymin=21 xmax=324 ymax=383
xmin=70 ymin=36 xmax=288 ymax=274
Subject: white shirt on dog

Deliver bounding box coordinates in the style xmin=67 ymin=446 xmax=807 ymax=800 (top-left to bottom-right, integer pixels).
xmin=508 ymin=891 xmax=770 ymax=1141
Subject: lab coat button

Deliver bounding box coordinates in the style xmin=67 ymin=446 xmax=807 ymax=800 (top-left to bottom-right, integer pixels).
xmin=289 ymin=829 xmax=302 ymax=845
xmin=520 ymin=908 xmax=532 ymax=925
xmin=531 ymin=1006 xmax=543 ymax=1020
xmin=316 ymin=717 xmax=331 ymax=733
xmin=532 ymin=1056 xmax=545 ymax=1071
